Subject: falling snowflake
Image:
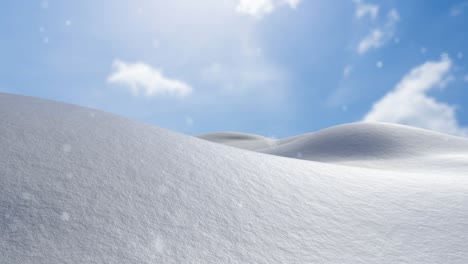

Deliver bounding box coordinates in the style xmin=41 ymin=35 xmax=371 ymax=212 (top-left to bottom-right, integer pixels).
xmin=343 ymin=65 xmax=352 ymax=78
xmin=157 ymin=185 xmax=168 ymax=195
xmin=376 ymin=61 xmax=383 ymax=68
xmin=420 ymin=47 xmax=427 ymax=54
xmin=65 ymin=20 xmax=72 ymax=26
xmin=22 ymin=192 xmax=32 ymax=201
xmin=152 ymin=236 xmax=165 ymax=253
xmin=61 ymin=212 xmax=70 ymax=221
xmin=62 ymin=144 xmax=71 ymax=153
xmin=185 ymin=117 xmax=194 ymax=127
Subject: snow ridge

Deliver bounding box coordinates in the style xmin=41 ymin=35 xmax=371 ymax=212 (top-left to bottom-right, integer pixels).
xmin=200 ymin=123 xmax=468 ymax=173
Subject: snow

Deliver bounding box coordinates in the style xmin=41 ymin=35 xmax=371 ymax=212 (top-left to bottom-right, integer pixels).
xmin=198 ymin=131 xmax=276 ymax=150
xmin=201 ymin=123 xmax=468 ymax=174
xmin=1 ymin=93 xmax=468 ymax=263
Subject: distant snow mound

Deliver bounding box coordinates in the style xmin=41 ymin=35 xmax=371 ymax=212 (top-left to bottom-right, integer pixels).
xmin=264 ymin=122 xmax=468 ymax=159
xmin=1 ymin=93 xmax=468 ymax=263
xmin=201 ymin=123 xmax=468 ymax=173
xmin=198 ymin=132 xmax=275 ymax=151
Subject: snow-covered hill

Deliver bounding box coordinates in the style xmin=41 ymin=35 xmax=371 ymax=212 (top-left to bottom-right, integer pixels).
xmin=1 ymin=93 xmax=468 ymax=263
xmin=198 ymin=132 xmax=276 ymax=151
xmin=199 ymin=123 xmax=468 ymax=174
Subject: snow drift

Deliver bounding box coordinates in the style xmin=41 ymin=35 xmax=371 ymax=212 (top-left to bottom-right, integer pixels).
xmin=1 ymin=93 xmax=468 ymax=263
xmin=199 ymin=123 xmax=468 ymax=174
xmin=197 ymin=132 xmax=275 ymax=151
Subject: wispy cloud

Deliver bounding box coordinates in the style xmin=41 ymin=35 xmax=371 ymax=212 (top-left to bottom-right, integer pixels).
xmin=358 ymin=29 xmax=383 ymax=54
xmin=235 ymin=0 xmax=301 ymax=18
xmin=357 ymin=9 xmax=400 ymax=54
xmin=284 ymin=0 xmax=301 ymax=9
xmin=386 ymin=9 xmax=400 ymax=25
xmin=363 ymin=57 xmax=467 ymax=137
xmin=353 ymin=0 xmax=379 ymax=19
xmin=450 ymin=2 xmax=468 ymax=16
xmin=107 ymin=60 xmax=192 ymax=98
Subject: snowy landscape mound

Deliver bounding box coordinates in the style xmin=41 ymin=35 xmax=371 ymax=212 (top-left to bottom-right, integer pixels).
xmin=198 ymin=131 xmax=275 ymax=151
xmin=1 ymin=93 xmax=468 ymax=263
xmin=201 ymin=123 xmax=468 ymax=173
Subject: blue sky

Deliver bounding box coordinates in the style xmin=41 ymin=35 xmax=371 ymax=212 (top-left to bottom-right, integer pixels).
xmin=1 ymin=0 xmax=468 ymax=138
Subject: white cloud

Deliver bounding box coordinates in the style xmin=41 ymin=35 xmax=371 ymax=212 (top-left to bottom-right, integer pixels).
xmin=353 ymin=0 xmax=379 ymax=19
xmin=285 ymin=0 xmax=301 ymax=9
xmin=358 ymin=29 xmax=383 ymax=54
xmin=107 ymin=60 xmax=192 ymax=98
xmin=236 ymin=0 xmax=274 ymax=18
xmin=363 ymin=58 xmax=468 ymax=137
xmin=235 ymin=0 xmax=301 ymax=18
xmin=357 ymin=9 xmax=399 ymax=54
xmin=450 ymin=2 xmax=468 ymax=16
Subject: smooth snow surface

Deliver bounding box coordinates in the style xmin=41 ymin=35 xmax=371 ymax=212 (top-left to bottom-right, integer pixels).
xmin=2 ymin=93 xmax=468 ymax=263
xmin=197 ymin=132 xmax=275 ymax=151
xmin=199 ymin=123 xmax=468 ymax=174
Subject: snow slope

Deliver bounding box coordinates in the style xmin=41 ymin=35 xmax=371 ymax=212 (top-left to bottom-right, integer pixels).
xmin=1 ymin=93 xmax=468 ymax=263
xmin=197 ymin=132 xmax=276 ymax=151
xmin=199 ymin=123 xmax=468 ymax=174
